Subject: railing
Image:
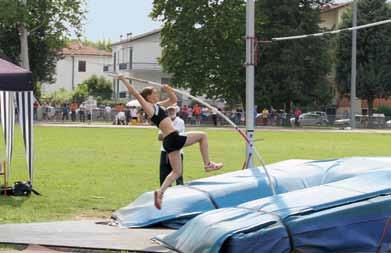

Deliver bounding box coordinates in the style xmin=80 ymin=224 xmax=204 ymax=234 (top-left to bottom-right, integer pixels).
xmin=103 ymin=62 xmax=161 ymax=72
xmin=131 ymin=62 xmax=161 ymax=71
xmin=30 ymin=107 xmax=391 ymax=129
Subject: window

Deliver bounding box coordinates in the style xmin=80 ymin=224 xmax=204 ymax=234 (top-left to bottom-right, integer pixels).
xmin=161 ymin=78 xmax=171 ymax=84
xmin=119 ymin=63 xmax=128 ymax=70
xmin=119 ymin=91 xmax=127 ymax=98
xmin=129 ymin=48 xmax=133 ymax=69
xmin=78 ymin=61 xmax=86 ymax=72
xmin=118 ymin=47 xmax=133 ymax=70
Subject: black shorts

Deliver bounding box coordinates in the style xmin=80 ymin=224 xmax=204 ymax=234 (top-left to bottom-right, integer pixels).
xmin=163 ymin=131 xmax=187 ymax=153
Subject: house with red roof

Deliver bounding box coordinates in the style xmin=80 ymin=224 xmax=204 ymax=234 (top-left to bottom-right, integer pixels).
xmin=42 ymin=42 xmax=112 ymax=94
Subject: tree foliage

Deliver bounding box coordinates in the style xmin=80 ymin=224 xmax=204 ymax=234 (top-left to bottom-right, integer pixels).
xmin=0 ymin=0 xmax=86 ymax=95
xmin=80 ymin=39 xmax=112 ymax=52
xmin=44 ymin=75 xmax=113 ymax=104
xmin=151 ymin=0 xmax=246 ymax=105
xmin=336 ymin=0 xmax=391 ymax=116
xmin=256 ymin=0 xmax=333 ymax=110
xmin=151 ymin=0 xmax=333 ymax=109
xmin=79 ymin=75 xmax=113 ymax=101
xmin=64 ymin=38 xmax=112 ymax=52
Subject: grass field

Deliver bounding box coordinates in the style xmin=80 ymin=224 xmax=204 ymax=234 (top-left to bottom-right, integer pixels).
xmin=1 ymin=126 xmax=391 ymax=224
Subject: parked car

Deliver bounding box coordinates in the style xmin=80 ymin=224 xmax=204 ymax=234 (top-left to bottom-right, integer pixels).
xmin=334 ymin=118 xmax=350 ymax=128
xmin=290 ymin=111 xmax=329 ymax=126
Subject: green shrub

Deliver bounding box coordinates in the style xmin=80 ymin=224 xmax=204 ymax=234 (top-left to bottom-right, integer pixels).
xmin=374 ymin=105 xmax=391 ymax=116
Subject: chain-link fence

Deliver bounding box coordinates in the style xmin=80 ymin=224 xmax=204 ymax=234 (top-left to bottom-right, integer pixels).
xmin=32 ymin=103 xmax=391 ymax=129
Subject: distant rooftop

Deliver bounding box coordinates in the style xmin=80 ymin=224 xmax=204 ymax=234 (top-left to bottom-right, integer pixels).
xmin=321 ymin=2 xmax=351 ymax=12
xmin=112 ymin=28 xmax=162 ymax=46
xmin=62 ymin=42 xmax=112 ymax=57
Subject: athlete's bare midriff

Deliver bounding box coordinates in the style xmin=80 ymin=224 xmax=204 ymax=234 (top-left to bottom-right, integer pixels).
xmin=158 ymin=117 xmax=177 ymax=138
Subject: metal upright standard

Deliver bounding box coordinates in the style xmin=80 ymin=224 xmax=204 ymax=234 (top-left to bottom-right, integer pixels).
xmin=245 ymin=0 xmax=255 ymax=168
xmin=350 ymin=0 xmax=358 ymax=128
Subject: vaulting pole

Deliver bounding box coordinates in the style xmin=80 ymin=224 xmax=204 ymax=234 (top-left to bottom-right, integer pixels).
xmin=107 ymin=73 xmax=276 ymax=195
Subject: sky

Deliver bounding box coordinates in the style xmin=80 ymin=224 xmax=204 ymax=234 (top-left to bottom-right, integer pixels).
xmin=84 ymin=0 xmax=352 ymax=43
xmin=84 ymin=0 xmax=162 ymax=43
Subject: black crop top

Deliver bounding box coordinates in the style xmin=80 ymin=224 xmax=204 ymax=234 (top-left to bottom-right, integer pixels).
xmin=150 ymin=104 xmax=168 ymax=127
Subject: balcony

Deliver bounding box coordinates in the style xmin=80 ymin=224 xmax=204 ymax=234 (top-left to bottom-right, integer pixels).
xmin=104 ymin=62 xmax=162 ymax=73
xmin=132 ymin=62 xmax=161 ymax=71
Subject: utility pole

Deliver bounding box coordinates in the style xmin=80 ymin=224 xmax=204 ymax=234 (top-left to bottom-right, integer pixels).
xmin=350 ymin=0 xmax=358 ymax=128
xmin=245 ymin=0 xmax=255 ymax=168
xmin=19 ymin=0 xmax=30 ymax=70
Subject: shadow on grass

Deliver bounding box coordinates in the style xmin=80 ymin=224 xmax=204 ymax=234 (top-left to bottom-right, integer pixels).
xmin=0 ymin=196 xmax=28 ymax=208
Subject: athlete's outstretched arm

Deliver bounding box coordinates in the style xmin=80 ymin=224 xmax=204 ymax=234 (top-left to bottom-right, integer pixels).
xmin=158 ymin=84 xmax=177 ymax=108
xmin=117 ymin=75 xmax=154 ymax=117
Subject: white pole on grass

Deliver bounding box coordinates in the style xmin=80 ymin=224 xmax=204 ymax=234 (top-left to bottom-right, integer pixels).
xmin=245 ymin=0 xmax=255 ymax=169
xmin=107 ymin=73 xmax=276 ymax=195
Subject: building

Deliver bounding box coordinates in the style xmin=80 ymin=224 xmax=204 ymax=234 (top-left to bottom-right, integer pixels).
xmin=107 ymin=29 xmax=175 ymax=100
xmin=43 ymin=42 xmax=112 ymax=94
xmin=107 ymin=29 xmax=220 ymax=107
xmin=320 ymin=2 xmax=351 ymax=29
xmin=320 ymin=1 xmax=391 ymax=117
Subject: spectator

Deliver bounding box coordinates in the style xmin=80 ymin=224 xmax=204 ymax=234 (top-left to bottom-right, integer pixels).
xmin=79 ymin=102 xmax=86 ymax=122
xmin=181 ymin=105 xmax=189 ymax=123
xmin=236 ymin=109 xmax=242 ymax=124
xmin=125 ymin=106 xmax=131 ymax=124
xmin=294 ymin=108 xmax=302 ymax=126
xmin=262 ymin=108 xmax=269 ymax=126
xmin=130 ymin=106 xmax=138 ymax=123
xmin=115 ymin=103 xmax=126 ymax=125
xmin=201 ymin=107 xmax=209 ymax=122
xmin=62 ymin=103 xmax=69 ymax=121
xmin=193 ymin=103 xmax=201 ymax=126
xmin=188 ymin=106 xmax=193 ymax=125
xmin=85 ymin=102 xmax=94 ymax=123
xmin=115 ymin=111 xmax=126 ymax=125
xmin=33 ymin=101 xmax=39 ymax=120
xmin=104 ymin=105 xmax=112 ymax=122
xmin=96 ymin=105 xmax=105 ymax=121
xmin=212 ymin=109 xmax=218 ymax=127
xmin=42 ymin=102 xmax=48 ymax=121
xmin=70 ymin=101 xmax=78 ymax=122
xmin=158 ymin=105 xmax=185 ymax=186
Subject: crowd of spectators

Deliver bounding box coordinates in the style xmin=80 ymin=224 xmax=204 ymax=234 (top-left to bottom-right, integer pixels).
xmin=32 ymin=100 xmax=305 ymax=127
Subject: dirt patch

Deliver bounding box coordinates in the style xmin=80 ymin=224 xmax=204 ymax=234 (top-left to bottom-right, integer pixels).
xmin=71 ymin=211 xmax=112 ymax=221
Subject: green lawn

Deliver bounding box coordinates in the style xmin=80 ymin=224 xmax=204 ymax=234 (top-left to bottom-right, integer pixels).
xmin=1 ymin=126 xmax=391 ymax=224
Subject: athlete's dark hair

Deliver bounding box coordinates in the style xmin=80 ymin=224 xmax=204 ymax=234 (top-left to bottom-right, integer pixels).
xmin=140 ymin=86 xmax=155 ymax=102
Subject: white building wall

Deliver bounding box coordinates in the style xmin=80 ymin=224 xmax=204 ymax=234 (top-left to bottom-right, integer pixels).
xmin=43 ymin=54 xmax=112 ymax=94
xmin=111 ymin=32 xmax=172 ymax=100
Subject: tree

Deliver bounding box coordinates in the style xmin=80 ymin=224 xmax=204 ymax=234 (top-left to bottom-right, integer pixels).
xmin=255 ymin=0 xmax=333 ymax=111
xmin=44 ymin=88 xmax=73 ymax=105
xmin=151 ymin=0 xmax=246 ymax=105
xmin=80 ymin=38 xmax=112 ymax=52
xmin=0 ymin=0 xmax=86 ymax=97
xmin=79 ymin=75 xmax=113 ymax=102
xmin=72 ymin=83 xmax=89 ymax=104
xmin=336 ymin=0 xmax=391 ymax=116
xmin=151 ymin=0 xmax=332 ymax=109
